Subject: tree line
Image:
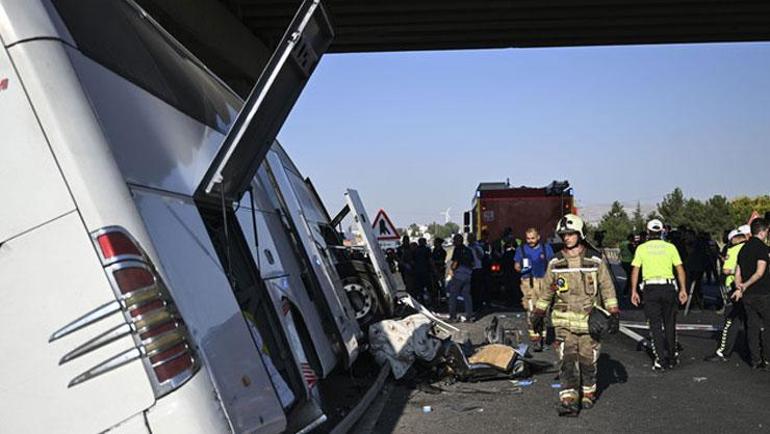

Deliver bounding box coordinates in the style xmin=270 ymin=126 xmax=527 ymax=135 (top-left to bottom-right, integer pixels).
xmin=592 ymin=188 xmax=770 ymax=247
xmin=398 ymin=222 xmax=460 ymax=240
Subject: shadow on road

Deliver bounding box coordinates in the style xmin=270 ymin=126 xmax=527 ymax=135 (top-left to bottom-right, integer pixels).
xmin=596 ymin=353 xmax=628 ymax=398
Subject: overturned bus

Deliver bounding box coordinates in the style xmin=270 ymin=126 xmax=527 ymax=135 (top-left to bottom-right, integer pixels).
xmin=0 ymin=0 xmax=397 ymax=432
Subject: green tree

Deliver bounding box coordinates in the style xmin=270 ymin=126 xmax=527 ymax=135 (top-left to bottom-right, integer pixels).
xmin=657 ymin=187 xmax=686 ymax=227
xmin=730 ymin=195 xmax=770 ymax=227
xmin=703 ymin=195 xmax=734 ymax=238
xmin=631 ymin=202 xmax=645 ymax=233
xmin=445 ymin=222 xmax=460 ymax=235
xmin=682 ymin=198 xmax=708 ymax=232
xmin=584 ymin=221 xmax=599 ymax=245
xmin=426 ymin=221 xmax=460 ymax=240
xmin=646 ymin=210 xmax=662 ymax=222
xmin=407 ymin=223 xmax=420 ymax=238
xmin=597 ymin=201 xmax=632 ymax=247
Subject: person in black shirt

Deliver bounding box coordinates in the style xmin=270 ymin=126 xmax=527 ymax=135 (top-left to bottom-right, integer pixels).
xmin=500 ymin=241 xmax=521 ymax=308
xmin=733 ymin=218 xmax=770 ymax=368
xmin=431 ymin=238 xmax=447 ymax=303
xmin=413 ymin=238 xmax=434 ymax=306
xmin=397 ymin=235 xmax=415 ymax=294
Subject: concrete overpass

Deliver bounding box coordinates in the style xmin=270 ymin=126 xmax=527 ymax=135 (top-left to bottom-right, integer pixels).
xmin=136 ymin=0 xmax=770 ymax=96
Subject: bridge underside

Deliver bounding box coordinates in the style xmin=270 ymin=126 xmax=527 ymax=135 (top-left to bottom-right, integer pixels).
xmin=137 ymin=0 xmax=770 ymax=96
xmin=222 ymin=0 xmax=770 ymax=52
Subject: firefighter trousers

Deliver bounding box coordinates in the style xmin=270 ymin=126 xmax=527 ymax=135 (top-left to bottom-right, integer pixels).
xmin=522 ymin=276 xmax=545 ymax=342
xmin=556 ymin=329 xmax=600 ymax=400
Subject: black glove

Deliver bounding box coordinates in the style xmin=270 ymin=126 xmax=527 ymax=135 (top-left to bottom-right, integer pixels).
xmin=607 ymin=313 xmax=620 ymax=335
xmin=531 ymin=313 xmax=545 ymax=334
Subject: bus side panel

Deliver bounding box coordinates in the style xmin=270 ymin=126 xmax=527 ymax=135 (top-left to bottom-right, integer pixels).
xmin=265 ymin=151 xmax=361 ymax=366
xmin=0 ymin=0 xmax=75 ymax=47
xmin=131 ymin=188 xmax=286 ymax=434
xmin=6 ymin=41 xmax=150 ymax=239
xmin=0 ymin=212 xmax=154 ymax=433
xmin=235 ymin=204 xmax=338 ymax=377
xmin=146 ymin=368 xmax=230 ymax=434
xmin=64 ymin=45 xmax=229 ymax=197
xmin=0 ymin=42 xmax=74 ymax=243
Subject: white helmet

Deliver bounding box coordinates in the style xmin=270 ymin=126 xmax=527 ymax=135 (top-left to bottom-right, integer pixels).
xmin=727 ymin=229 xmax=740 ymax=241
xmin=556 ymin=214 xmax=585 ymax=238
xmin=647 ymin=219 xmax=664 ymax=233
xmin=738 ymin=224 xmax=751 ymax=236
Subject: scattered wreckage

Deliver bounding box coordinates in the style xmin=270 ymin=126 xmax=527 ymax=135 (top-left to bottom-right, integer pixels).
xmin=368 ymin=301 xmax=551 ymax=385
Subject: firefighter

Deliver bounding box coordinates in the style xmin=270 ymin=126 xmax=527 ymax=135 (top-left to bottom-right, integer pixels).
xmin=630 ymin=219 xmax=688 ymax=371
xmin=531 ymin=214 xmax=619 ymax=416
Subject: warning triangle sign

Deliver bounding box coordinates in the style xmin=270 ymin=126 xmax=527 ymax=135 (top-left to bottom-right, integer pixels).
xmin=372 ymin=209 xmax=400 ymax=241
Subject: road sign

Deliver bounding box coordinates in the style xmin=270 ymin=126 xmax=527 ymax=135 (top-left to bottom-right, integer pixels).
xmin=372 ymin=209 xmax=400 ymax=241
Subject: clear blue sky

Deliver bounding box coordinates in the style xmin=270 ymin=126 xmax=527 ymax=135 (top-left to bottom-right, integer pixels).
xmin=278 ymin=42 xmax=770 ymax=227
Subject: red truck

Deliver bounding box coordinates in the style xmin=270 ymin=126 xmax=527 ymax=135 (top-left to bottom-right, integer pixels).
xmin=463 ymin=180 xmax=576 ymax=301
xmin=465 ymin=180 xmax=575 ymax=244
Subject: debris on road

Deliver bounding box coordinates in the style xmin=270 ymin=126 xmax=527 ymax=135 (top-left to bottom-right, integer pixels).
xmin=512 ymin=379 xmax=535 ymax=387
xmin=369 ymin=308 xmax=549 ymax=384
xmin=369 ymin=314 xmax=444 ymax=379
xmin=449 ymin=404 xmax=485 ymax=413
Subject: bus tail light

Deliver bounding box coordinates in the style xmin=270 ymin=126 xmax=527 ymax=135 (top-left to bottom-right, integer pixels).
xmin=98 ymin=227 xmax=199 ymax=396
xmin=50 ymin=227 xmax=198 ymax=397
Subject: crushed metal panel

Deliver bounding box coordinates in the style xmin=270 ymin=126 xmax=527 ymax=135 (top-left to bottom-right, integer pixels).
xmin=198 ymin=0 xmax=334 ymax=202
xmin=265 ymin=151 xmax=361 ymax=367
xmin=344 ymin=189 xmax=399 ymax=315
xmin=132 ymin=188 xmax=286 ymax=434
xmin=235 ymin=202 xmax=338 ymax=377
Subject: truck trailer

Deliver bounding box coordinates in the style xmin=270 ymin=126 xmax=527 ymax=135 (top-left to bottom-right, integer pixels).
xmin=466 ymin=180 xmax=575 ymax=244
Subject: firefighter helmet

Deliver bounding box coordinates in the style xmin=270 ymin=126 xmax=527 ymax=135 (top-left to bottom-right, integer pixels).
xmin=556 ymin=214 xmax=585 ymax=238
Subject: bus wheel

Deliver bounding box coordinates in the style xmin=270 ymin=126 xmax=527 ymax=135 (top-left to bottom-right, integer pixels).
xmin=343 ymin=276 xmax=379 ymax=326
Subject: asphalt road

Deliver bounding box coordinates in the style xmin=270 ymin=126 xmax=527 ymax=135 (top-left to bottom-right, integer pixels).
xmin=367 ymin=308 xmax=770 ymax=433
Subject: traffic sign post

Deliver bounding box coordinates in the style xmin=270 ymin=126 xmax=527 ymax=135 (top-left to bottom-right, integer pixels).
xmin=372 ymin=209 xmax=400 ymax=241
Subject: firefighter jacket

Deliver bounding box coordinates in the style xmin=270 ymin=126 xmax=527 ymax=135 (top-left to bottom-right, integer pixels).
xmin=534 ymin=247 xmax=619 ymax=334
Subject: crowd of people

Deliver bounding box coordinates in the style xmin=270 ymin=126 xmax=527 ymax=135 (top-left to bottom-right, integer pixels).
xmin=393 ymin=227 xmax=555 ymax=323
xmin=388 ymin=213 xmax=770 ymax=416
xmin=704 ymin=218 xmax=770 ymax=368
xmin=619 ymin=226 xmax=722 ymax=309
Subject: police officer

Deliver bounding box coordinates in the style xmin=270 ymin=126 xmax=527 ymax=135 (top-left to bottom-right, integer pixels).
xmin=705 ymin=226 xmax=748 ymax=362
xmin=630 ymin=219 xmax=688 ymax=371
xmin=531 ymin=214 xmax=619 ymax=416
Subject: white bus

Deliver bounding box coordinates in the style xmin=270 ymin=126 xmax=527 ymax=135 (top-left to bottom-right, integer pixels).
xmin=0 ymin=0 xmax=386 ymax=432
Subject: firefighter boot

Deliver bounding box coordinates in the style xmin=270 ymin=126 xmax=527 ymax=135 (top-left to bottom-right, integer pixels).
xmin=581 ymin=389 xmax=597 ymax=410
xmin=558 ymin=390 xmax=580 ymax=417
